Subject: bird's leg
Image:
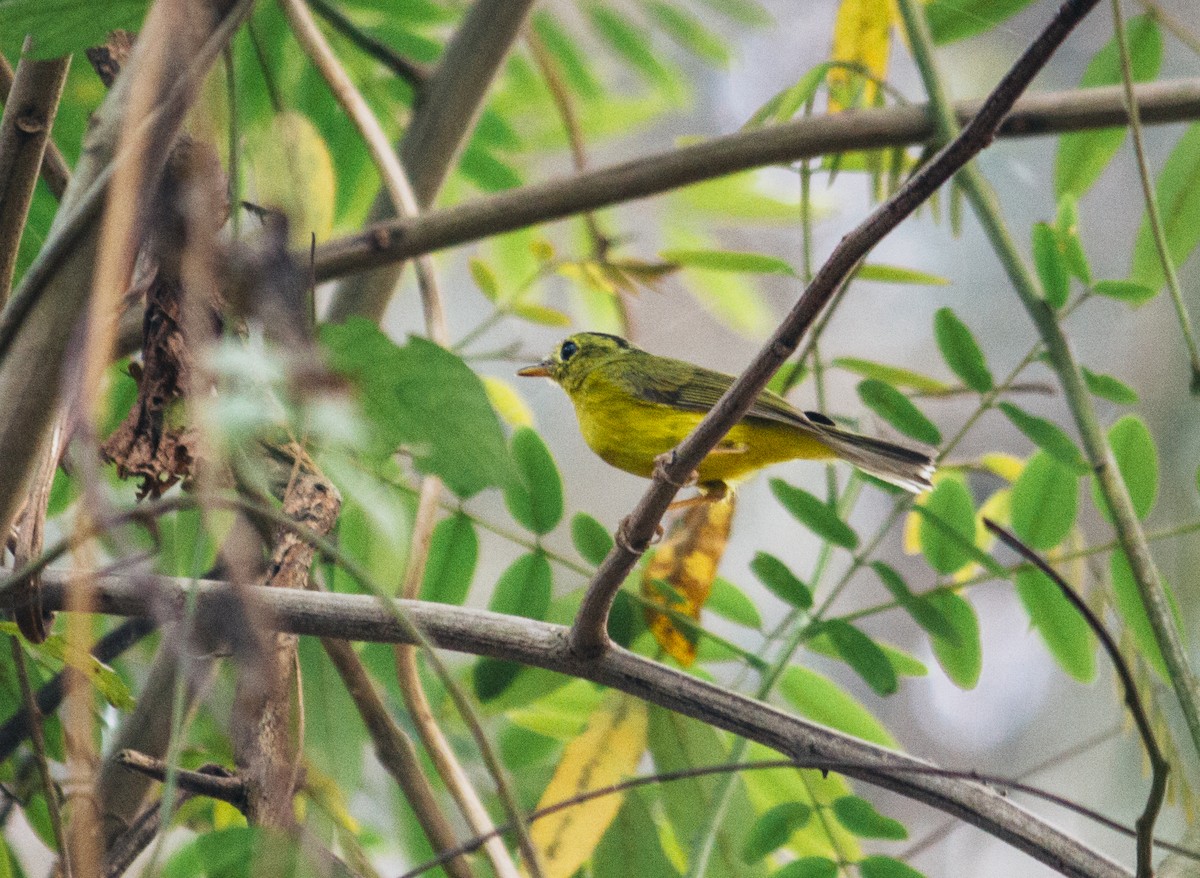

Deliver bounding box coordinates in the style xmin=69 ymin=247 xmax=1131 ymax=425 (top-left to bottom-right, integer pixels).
xmin=667 ymin=480 xmax=729 ymax=511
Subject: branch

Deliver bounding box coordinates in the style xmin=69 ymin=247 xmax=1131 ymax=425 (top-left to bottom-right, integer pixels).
xmin=985 ymin=521 xmax=1168 ymax=878
xmin=0 ymin=52 xmax=70 ymax=201
xmin=0 ymin=42 xmax=70 ymax=302
xmin=310 ymin=77 xmax=1200 ymax=281
xmin=567 ymin=0 xmax=1106 ymax=659
xmin=325 ymin=0 xmax=537 ymax=322
xmin=114 ymin=750 xmax=247 ymax=809
xmin=306 ymin=0 xmax=431 ymax=89
xmin=29 ymin=570 xmax=1131 ymax=878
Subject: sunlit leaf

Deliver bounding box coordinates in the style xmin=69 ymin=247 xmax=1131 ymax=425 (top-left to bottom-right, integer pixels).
xmin=771 ymin=479 xmax=858 ymax=549
xmin=1032 ymin=221 xmax=1070 ymax=308
xmin=1055 ymin=16 xmax=1162 ymax=197
xmin=708 ymin=577 xmax=763 ymax=629
xmin=530 ymin=695 xmax=648 ymax=878
xmin=1010 ymin=451 xmax=1078 ymax=551
xmin=917 ymin=477 xmax=976 ymax=574
xmin=646 ymin=1 xmax=729 ymax=64
xmin=780 ymin=665 xmax=896 ymax=747
xmin=247 ymin=112 xmax=336 ymax=247
xmin=484 ymin=377 xmax=534 ymax=428
xmin=832 ymin=358 xmax=950 ymax=394
xmin=1092 ymin=279 xmax=1158 ymax=305
xmin=998 ymin=403 xmax=1088 ymax=473
xmin=855 ymin=264 xmax=949 ymax=286
xmin=660 ymin=248 xmax=796 ymax=276
xmin=1092 ymin=414 xmax=1157 ymax=522
xmin=828 ymin=0 xmax=891 ymax=110
xmin=1082 ymin=367 xmax=1138 ymax=404
xmin=933 ymin=308 xmax=993 ymax=392
xmin=1014 ymin=568 xmax=1096 ymax=682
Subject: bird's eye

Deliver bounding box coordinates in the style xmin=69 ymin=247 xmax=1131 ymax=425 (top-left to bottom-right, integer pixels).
xmin=560 ymin=340 xmax=579 ymax=360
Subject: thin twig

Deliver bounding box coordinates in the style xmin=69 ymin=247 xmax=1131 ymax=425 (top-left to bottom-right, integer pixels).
xmin=1110 ymin=0 xmax=1200 ymax=390
xmin=9 ymin=638 xmax=69 ymax=873
xmin=24 ymin=566 xmax=1132 ymax=878
xmin=400 ymin=756 xmax=1200 ymax=878
xmin=1137 ymin=0 xmax=1200 ymax=55
xmin=103 ymin=791 xmax=195 ymax=878
xmin=985 ymin=521 xmax=1168 ymax=878
xmin=567 ymin=0 xmax=1108 ymax=660
xmin=306 ymin=0 xmax=430 ymax=88
xmin=310 ymin=77 xmax=1200 ymax=281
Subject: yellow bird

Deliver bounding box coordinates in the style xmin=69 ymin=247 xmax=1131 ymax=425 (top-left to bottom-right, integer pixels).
xmin=518 ymin=332 xmax=934 ymax=496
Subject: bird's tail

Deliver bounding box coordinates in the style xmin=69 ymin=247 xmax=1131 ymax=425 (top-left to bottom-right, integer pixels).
xmin=815 ymin=426 xmax=936 ymax=493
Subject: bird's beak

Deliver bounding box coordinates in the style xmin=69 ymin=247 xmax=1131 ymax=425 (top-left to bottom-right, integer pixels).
xmin=517 ymin=360 xmax=553 ymax=378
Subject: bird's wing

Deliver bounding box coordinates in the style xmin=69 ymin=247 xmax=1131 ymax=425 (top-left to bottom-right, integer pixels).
xmin=620 ymin=353 xmax=818 ymax=429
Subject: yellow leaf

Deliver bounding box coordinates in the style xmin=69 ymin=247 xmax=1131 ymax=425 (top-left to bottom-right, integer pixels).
xmin=828 ymin=0 xmax=892 ymax=111
xmin=246 ymin=112 xmax=336 ymax=248
xmin=526 ymin=695 xmax=649 ymax=878
xmin=641 ymin=492 xmax=735 ymax=666
xmin=980 ymin=453 xmax=1026 ymax=483
xmin=953 ymin=487 xmax=1011 ymax=583
xmin=484 ymin=376 xmax=534 ymax=428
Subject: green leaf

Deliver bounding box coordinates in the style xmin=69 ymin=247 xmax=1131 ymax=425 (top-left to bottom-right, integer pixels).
xmin=593 ymin=790 xmax=680 ymax=878
xmin=925 ymin=0 xmax=1037 ymax=43
xmin=743 ymin=64 xmax=833 ymax=128
xmin=751 ymin=552 xmax=813 ymax=609
xmin=832 ymin=358 xmax=950 ymax=394
xmin=587 ymin=3 xmax=683 ymax=98
xmin=420 ymin=513 xmax=478 ymax=605
xmin=504 ymin=428 xmax=564 ymax=535
xmin=779 ymin=666 xmax=896 ymax=747
xmin=511 ymin=302 xmax=573 ymax=327
xmin=871 ymin=562 xmax=960 ymax=645
xmin=1110 ymin=550 xmax=1172 ymax=681
xmin=1055 ymin=16 xmax=1162 ymax=196
xmin=1132 ymin=123 xmax=1200 ymax=291
xmin=933 ymin=308 xmax=993 ymax=392
xmin=773 ymin=858 xmax=839 ymax=878
xmin=742 ymin=802 xmax=813 ymax=863
xmin=646 ymin=1 xmax=729 ymax=64
xmin=926 ymin=590 xmax=982 ymax=689
xmin=858 ymin=855 xmax=927 ymax=878
xmin=660 ymin=248 xmax=796 ymax=276
xmin=997 ymin=403 xmax=1089 ymax=473
xmin=1014 ymin=568 xmax=1096 ymax=682
xmin=571 ymin=512 xmax=613 ymax=566
xmin=532 ymin=12 xmax=603 ymax=100
xmin=488 ymin=551 xmax=552 ymax=620
xmin=831 ymin=797 xmax=908 ymax=840
xmin=770 ymin=479 xmax=859 ymax=549
xmin=1082 ymin=367 xmax=1138 ymax=404
xmin=469 ymin=258 xmax=501 ymax=302
xmin=1092 ymin=279 xmax=1158 ymax=305
xmin=3 ymin=625 xmax=136 ymax=711
xmin=708 ymin=578 xmax=763 ymax=629
xmin=475 ymin=552 xmax=553 ymax=700
xmin=1055 ymin=194 xmax=1092 ymax=282
xmin=1092 ymin=415 xmax=1158 ymax=522
xmin=821 ymin=620 xmax=897 ymax=696
xmin=321 ymin=320 xmax=514 ymax=497
xmin=1032 ymin=222 xmax=1070 ymax=308
xmin=1011 ymin=451 xmax=1079 ymax=551
xmin=459 ymin=143 xmax=522 ymax=191
xmin=0 ymin=0 xmax=147 ymax=57
xmin=695 ymin=0 xmax=773 ymax=27
xmin=917 ymin=478 xmax=976 ymax=574
xmin=856 ymin=379 xmax=942 ymax=445
xmin=855 ymin=264 xmax=949 ymax=286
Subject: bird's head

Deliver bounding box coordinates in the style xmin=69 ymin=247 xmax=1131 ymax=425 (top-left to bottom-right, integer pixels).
xmin=517 ymin=332 xmax=633 ymax=394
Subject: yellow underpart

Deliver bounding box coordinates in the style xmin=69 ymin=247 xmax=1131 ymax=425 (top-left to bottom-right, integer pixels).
xmin=569 ymin=374 xmax=832 ymax=484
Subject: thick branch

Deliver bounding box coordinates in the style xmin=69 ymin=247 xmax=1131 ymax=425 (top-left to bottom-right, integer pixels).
xmin=0 ymin=44 xmax=70 ymax=302
xmin=311 ymin=77 xmax=1200 ymax=282
xmin=0 ymin=52 xmax=70 ymax=201
xmin=30 ymin=570 xmax=1129 ymax=878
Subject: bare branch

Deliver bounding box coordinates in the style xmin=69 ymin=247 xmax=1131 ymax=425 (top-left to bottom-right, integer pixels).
xmin=114 ymin=751 xmax=246 ymax=809
xmin=311 ymin=77 xmax=1200 ymax=282
xmin=0 ymin=51 xmax=70 ymax=201
xmin=30 ymin=569 xmax=1131 ymax=878
xmin=306 ymin=0 xmax=430 ymax=89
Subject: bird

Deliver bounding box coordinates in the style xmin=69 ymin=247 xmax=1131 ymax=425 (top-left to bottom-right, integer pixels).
xmin=517 ymin=332 xmax=935 ymax=499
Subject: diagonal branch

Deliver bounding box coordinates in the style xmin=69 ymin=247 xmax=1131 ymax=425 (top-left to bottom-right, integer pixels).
xmin=566 ymin=0 xmax=1107 ymax=660
xmin=28 ymin=569 xmax=1131 ymax=878
xmin=309 ymin=77 xmax=1200 ymax=281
